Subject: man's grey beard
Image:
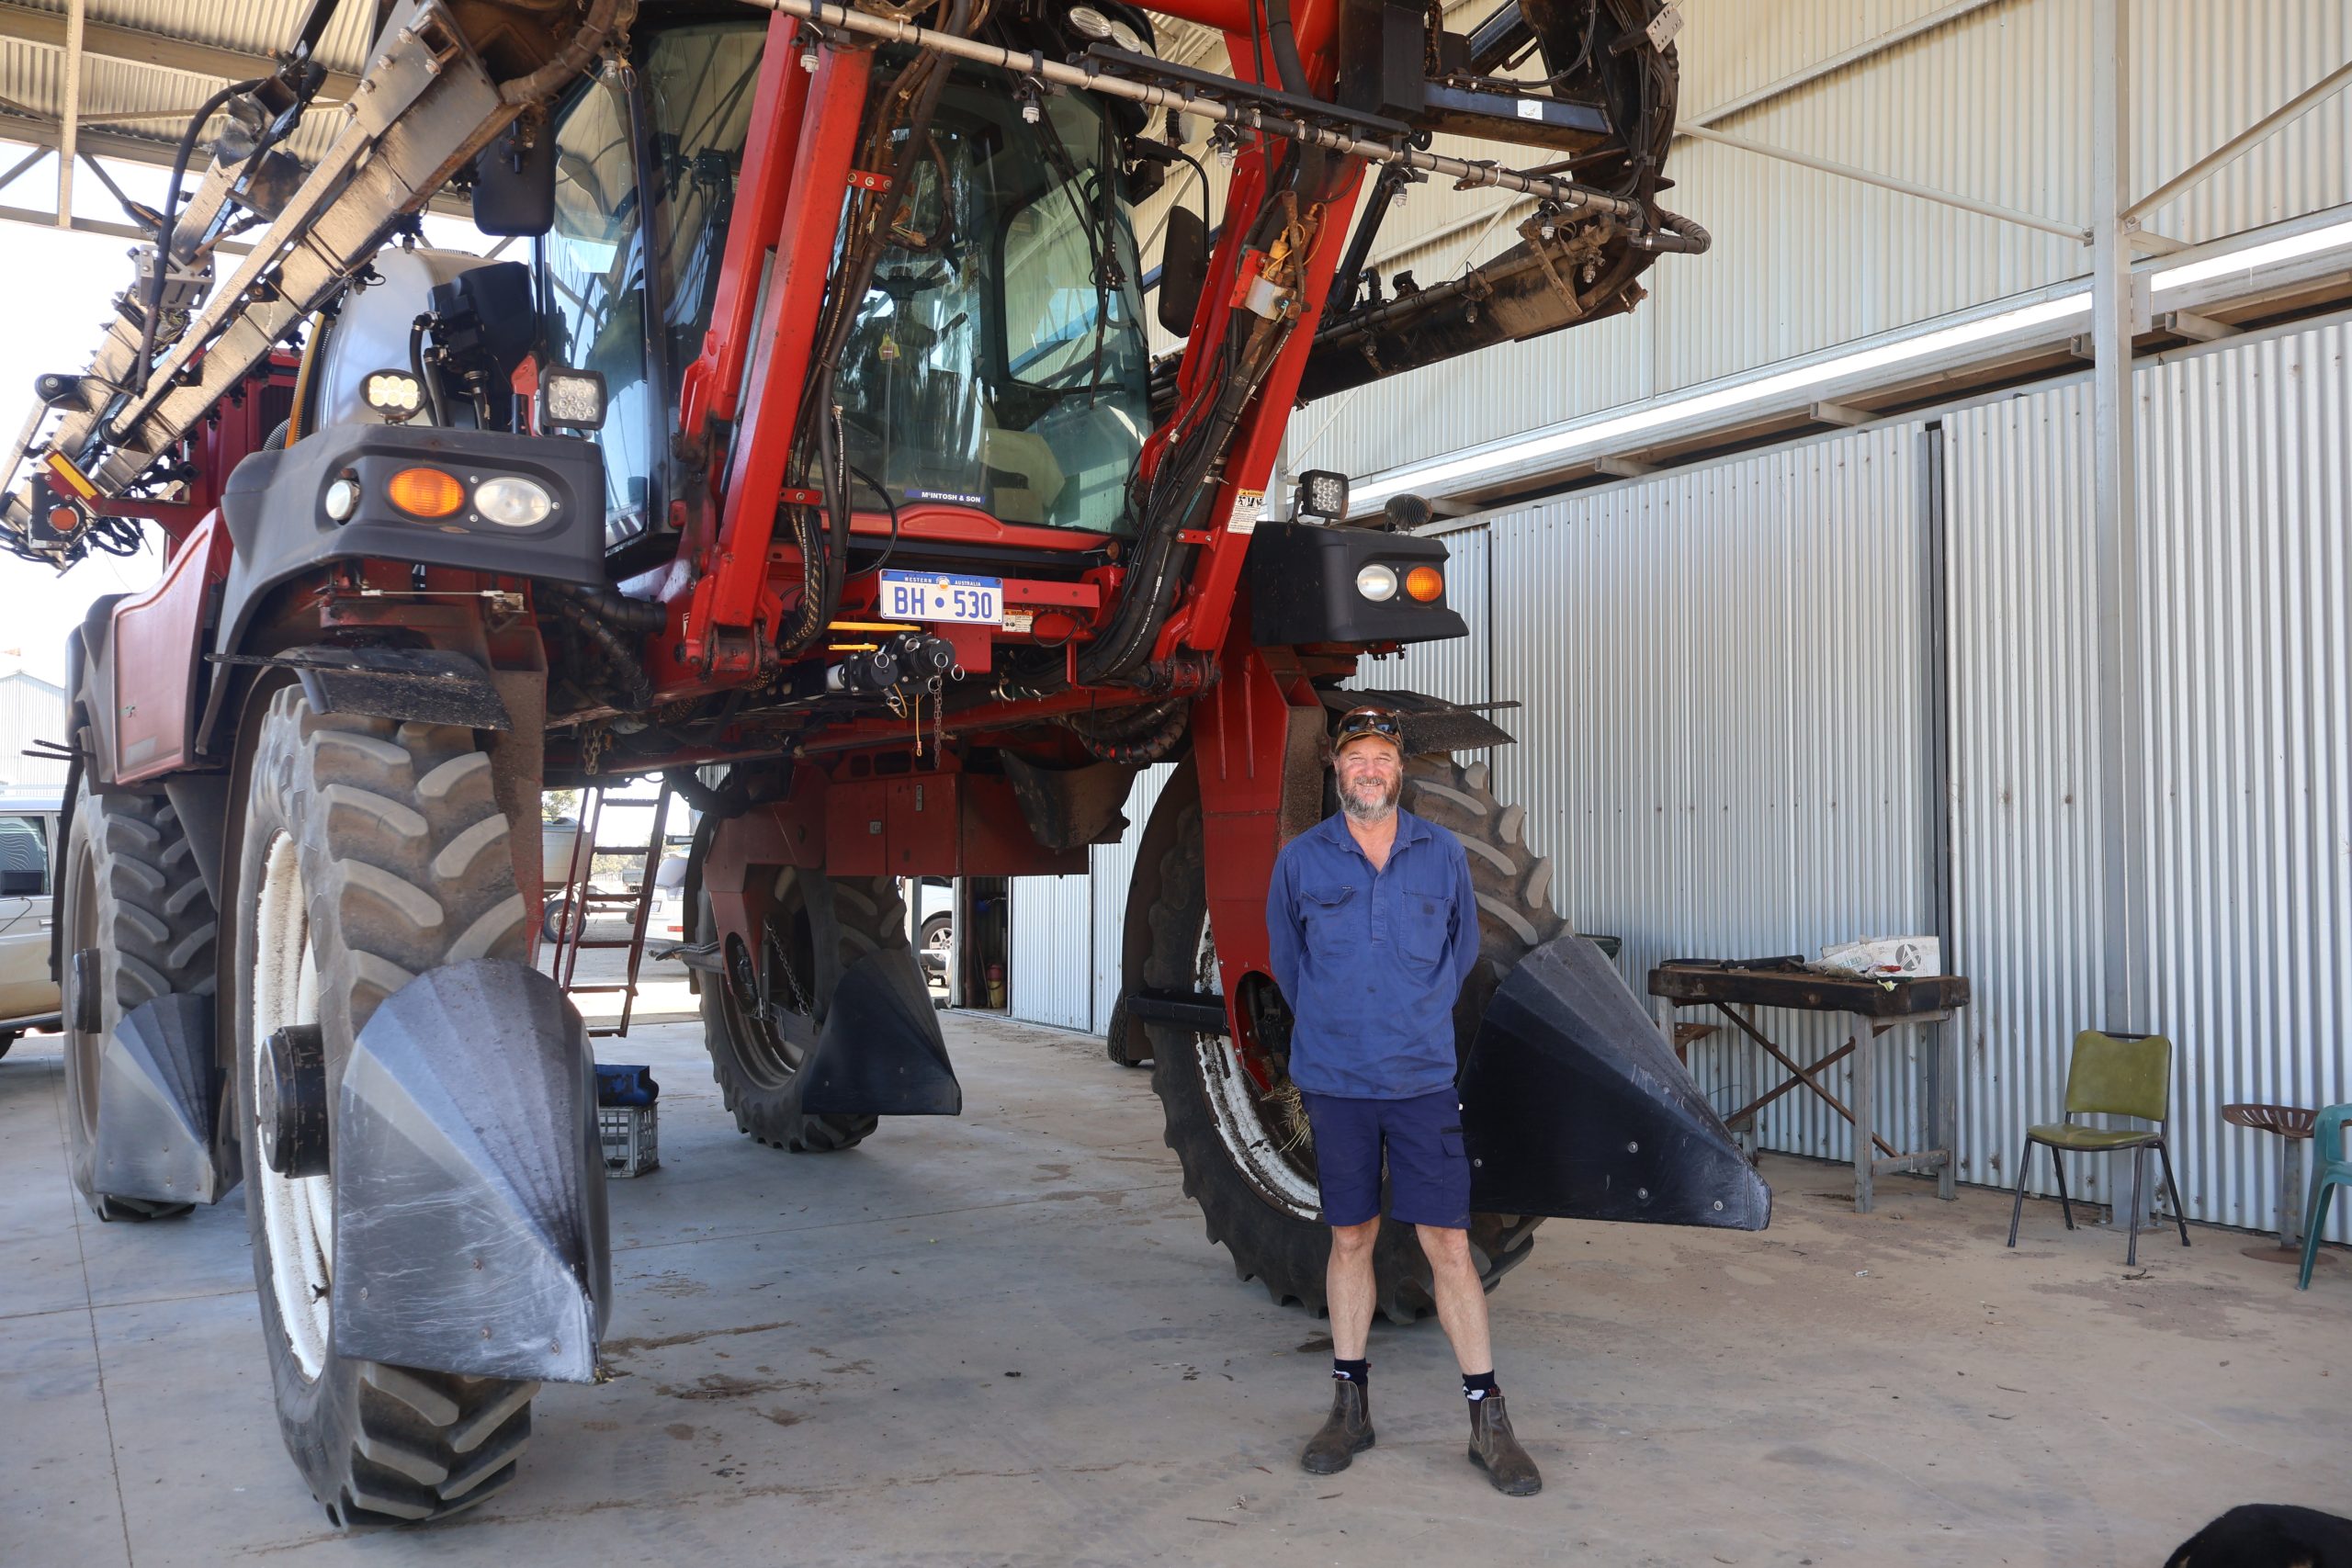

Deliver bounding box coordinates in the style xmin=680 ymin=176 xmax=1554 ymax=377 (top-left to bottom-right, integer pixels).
xmin=1340 ymin=773 xmax=1400 ymax=824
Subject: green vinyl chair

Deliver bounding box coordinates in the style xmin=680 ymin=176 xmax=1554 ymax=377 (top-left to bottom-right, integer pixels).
xmin=2006 ymin=1030 xmax=2189 ymax=1267
xmin=2295 ymin=1103 xmax=2352 ymax=1290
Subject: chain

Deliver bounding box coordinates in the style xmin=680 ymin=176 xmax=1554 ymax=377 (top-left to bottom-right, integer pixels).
xmin=763 ymin=928 xmax=813 ymax=1019
xmin=580 ymin=721 xmax=610 ymax=776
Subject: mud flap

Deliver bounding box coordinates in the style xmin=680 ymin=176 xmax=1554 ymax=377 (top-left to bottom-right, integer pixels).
xmin=331 ymin=960 xmax=610 ymax=1383
xmin=1462 ymin=932 xmax=1771 ymax=1230
xmin=94 ymin=993 xmax=238 ymax=1205
xmin=797 ymin=946 xmax=962 ymax=1117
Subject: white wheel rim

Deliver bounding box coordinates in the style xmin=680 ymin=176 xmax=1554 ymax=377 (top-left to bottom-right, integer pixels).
xmin=254 ymin=831 xmax=333 ymax=1381
xmin=1190 ymin=920 xmax=1321 ymax=1220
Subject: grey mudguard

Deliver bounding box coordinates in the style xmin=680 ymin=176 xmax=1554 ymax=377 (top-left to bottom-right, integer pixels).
xmin=1462 ymin=931 xmax=1772 ymax=1230
xmin=331 ymin=960 xmax=610 ymax=1383
xmin=216 ymin=422 xmax=608 ymax=658
xmin=95 ymin=993 xmax=236 ymax=1204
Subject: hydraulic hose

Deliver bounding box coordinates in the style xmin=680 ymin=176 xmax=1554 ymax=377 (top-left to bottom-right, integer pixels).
xmin=539 ymin=581 xmax=668 ymax=637
xmin=1628 ymin=208 xmax=1712 ymax=254
xmin=1261 ymin=0 xmax=1310 ymax=96
xmin=499 ymin=0 xmax=639 ymax=106
xmin=539 ymin=587 xmax=653 ymax=710
xmin=122 ymin=76 xmax=263 ymax=422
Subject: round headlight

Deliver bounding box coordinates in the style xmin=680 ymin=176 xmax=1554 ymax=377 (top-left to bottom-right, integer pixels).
xmin=473 ymin=475 xmax=553 ymax=527
xmin=1067 ymin=5 xmax=1114 ymax=38
xmin=323 ymin=477 xmax=361 ymax=522
xmin=1355 ymin=563 xmax=1399 ymax=602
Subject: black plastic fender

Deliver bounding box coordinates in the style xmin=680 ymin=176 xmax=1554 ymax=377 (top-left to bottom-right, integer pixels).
xmin=1463 ymin=930 xmax=1771 ymax=1230
xmin=797 ymin=946 xmax=963 ymax=1118
xmin=93 ymin=993 xmax=238 ymax=1205
xmin=330 ymin=959 xmax=610 ymax=1383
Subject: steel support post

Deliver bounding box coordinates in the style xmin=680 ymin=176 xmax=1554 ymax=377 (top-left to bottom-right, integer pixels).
xmin=2091 ymin=0 xmax=2155 ymax=1226
xmin=55 ymin=0 xmax=83 ymax=228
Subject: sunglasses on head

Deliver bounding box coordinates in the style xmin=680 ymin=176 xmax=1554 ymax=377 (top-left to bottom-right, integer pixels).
xmin=1333 ymin=706 xmax=1406 ymax=754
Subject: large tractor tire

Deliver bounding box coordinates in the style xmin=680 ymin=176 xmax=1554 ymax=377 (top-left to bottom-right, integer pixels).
xmin=698 ymin=864 xmax=909 ymax=1152
xmin=59 ymin=782 xmax=217 ymax=1221
xmin=1138 ymin=751 xmax=1566 ymax=1323
xmin=229 ymin=688 xmax=539 ymax=1526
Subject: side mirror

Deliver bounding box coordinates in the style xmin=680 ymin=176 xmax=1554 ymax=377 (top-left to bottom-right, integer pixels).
xmin=1157 ymin=206 xmax=1209 ymax=338
xmin=471 ymin=118 xmax=557 ymax=238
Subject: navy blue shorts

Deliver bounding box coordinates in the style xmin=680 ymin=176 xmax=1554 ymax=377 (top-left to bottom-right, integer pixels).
xmin=1299 ymin=1088 xmax=1471 ymax=1230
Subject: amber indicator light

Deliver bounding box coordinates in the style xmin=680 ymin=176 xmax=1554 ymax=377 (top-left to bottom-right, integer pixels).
xmin=387 ymin=467 xmax=465 ymax=518
xmin=1405 ymin=565 xmax=1443 ymax=602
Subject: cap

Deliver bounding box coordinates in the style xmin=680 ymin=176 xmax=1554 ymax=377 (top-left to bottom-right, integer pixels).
xmin=1332 ymin=705 xmax=1406 ymax=758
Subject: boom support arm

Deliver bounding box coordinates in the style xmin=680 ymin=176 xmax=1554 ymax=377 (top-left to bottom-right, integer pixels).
xmin=1 ymin=0 xmax=631 ymax=552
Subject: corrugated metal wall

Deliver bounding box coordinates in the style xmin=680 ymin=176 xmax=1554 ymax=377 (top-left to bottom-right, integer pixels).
xmin=1091 ymin=763 xmax=1176 ymax=1029
xmin=1486 ymin=424 xmax=1941 ymax=1161
xmin=1008 ymin=871 xmax=1092 ymax=1031
xmin=0 ymin=671 xmax=69 ymax=788
xmin=1947 ymin=313 xmax=2352 ymax=1238
xmin=1288 ymin=0 xmax=2352 ymax=480
xmin=2140 ymin=320 xmax=2352 ymax=1239
xmin=1942 ymin=382 xmax=2110 ymax=1204
xmin=1007 ymin=763 xmax=1176 ymax=1036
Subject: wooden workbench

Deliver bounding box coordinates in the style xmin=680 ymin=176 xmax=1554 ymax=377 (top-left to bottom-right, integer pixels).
xmin=1647 ymin=962 xmax=1971 ymax=1213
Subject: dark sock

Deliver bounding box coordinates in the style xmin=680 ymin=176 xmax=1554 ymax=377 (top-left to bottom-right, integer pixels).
xmin=1332 ymin=1358 xmax=1368 ymax=1390
xmin=1463 ymin=1371 xmax=1499 ymax=1405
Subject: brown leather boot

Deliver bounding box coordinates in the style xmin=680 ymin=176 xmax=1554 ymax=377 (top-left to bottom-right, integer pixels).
xmin=1300 ymin=1378 xmax=1374 ymax=1474
xmin=1467 ymin=1393 xmax=1543 ymax=1495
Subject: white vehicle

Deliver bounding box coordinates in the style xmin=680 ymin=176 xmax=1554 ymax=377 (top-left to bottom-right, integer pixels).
xmin=914 ymin=876 xmax=953 ymax=985
xmin=0 ymin=788 xmax=63 ymax=1057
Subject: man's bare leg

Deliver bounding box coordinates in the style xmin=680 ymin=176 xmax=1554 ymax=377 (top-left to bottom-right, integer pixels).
xmin=1302 ymin=1217 xmax=1383 ymax=1474
xmin=1419 ymin=1223 xmax=1541 ymax=1494
xmin=1415 ymin=1223 xmax=1492 ymax=1374
xmin=1327 ymin=1217 xmax=1380 ymax=1359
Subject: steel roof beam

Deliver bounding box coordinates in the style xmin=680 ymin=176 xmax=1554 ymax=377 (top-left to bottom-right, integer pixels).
xmin=54 ymin=0 xmax=80 ymax=228
xmin=2122 ymin=56 xmax=2352 ymax=224
xmin=1679 ymin=123 xmax=2087 ymax=243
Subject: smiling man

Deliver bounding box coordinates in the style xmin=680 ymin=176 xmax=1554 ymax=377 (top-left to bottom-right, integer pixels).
xmin=1263 ymin=705 xmax=1542 ymax=1496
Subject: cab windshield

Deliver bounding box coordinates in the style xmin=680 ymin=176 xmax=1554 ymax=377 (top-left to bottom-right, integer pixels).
xmin=542 ymin=21 xmax=763 ymax=549
xmin=836 ymin=84 xmax=1150 ymax=536
xmin=544 ymin=39 xmax=1151 ymax=547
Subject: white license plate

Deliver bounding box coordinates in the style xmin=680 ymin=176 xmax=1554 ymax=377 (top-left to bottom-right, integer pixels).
xmin=880 ymin=570 xmax=1002 ymax=626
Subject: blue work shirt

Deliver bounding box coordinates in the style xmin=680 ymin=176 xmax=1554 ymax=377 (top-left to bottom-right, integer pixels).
xmin=1265 ymin=808 xmax=1482 ymax=1100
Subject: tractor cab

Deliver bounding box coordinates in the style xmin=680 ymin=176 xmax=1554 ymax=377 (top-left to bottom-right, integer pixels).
xmin=537 ymin=16 xmax=1156 ymax=577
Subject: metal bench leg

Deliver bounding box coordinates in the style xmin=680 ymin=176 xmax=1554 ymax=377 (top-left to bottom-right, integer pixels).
xmin=2155 ymin=1140 xmax=2189 ymax=1247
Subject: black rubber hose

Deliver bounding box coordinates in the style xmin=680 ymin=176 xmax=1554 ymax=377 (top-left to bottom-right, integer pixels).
xmin=1629 ymin=208 xmax=1712 ymax=254
xmin=499 ymin=0 xmax=636 ymax=106
xmin=541 ymin=592 xmax=652 ymax=710
xmin=1261 ymin=0 xmax=1310 ymax=96
xmin=540 ymin=580 xmax=668 ymax=637
xmin=124 ymin=76 xmax=262 ymax=418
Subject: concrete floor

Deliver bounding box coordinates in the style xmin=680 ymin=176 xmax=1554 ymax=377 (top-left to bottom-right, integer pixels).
xmin=6 ymin=982 xmax=2349 ymax=1567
